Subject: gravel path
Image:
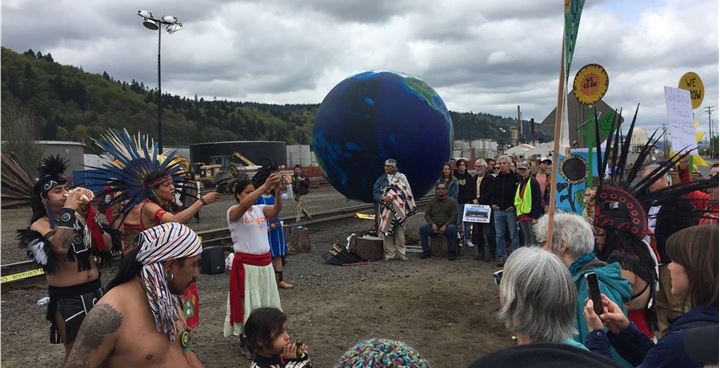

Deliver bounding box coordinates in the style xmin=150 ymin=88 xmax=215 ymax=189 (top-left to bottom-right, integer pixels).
xmin=1 ymin=188 xmax=511 ymax=367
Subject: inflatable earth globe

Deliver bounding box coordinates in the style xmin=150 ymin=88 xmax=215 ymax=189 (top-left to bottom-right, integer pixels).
xmin=313 ymin=70 xmax=453 ymax=203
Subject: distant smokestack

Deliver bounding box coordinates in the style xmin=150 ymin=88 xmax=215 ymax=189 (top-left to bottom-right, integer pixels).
xmin=530 ymin=118 xmax=536 ymax=143
xmin=517 ymin=106 xmax=523 ymax=142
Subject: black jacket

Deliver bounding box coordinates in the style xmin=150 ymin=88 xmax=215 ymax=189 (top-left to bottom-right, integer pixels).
xmin=490 ymin=171 xmax=519 ymax=209
xmin=455 ymin=171 xmax=474 ymax=204
xmin=472 ymin=173 xmax=494 ymax=205
xmin=292 ymin=173 xmax=310 ymax=196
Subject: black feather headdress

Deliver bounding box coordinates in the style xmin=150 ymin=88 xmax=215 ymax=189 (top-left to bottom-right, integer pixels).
xmin=592 ymin=104 xmax=717 ymax=239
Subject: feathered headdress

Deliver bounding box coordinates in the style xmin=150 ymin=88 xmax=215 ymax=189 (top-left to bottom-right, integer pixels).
xmin=591 ymin=105 xmax=717 ymax=239
xmin=1 ymin=152 xmax=36 ymax=208
xmin=15 ymin=154 xmax=71 ymax=272
xmin=87 ymin=129 xmax=193 ymax=224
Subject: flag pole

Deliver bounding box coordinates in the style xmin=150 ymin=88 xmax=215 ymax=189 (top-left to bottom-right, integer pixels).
xmin=546 ymin=36 xmax=567 ymax=248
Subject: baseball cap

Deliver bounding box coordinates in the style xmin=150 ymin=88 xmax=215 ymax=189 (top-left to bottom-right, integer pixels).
xmin=384 ymin=159 xmax=397 ymax=168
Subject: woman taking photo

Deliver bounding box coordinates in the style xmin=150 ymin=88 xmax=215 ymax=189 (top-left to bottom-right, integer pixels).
xmin=584 ymin=224 xmax=718 ymax=368
xmin=223 ymin=173 xmax=283 ymax=358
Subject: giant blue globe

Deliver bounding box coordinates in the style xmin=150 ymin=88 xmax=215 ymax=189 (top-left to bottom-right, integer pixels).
xmin=313 ymin=71 xmax=453 ymax=203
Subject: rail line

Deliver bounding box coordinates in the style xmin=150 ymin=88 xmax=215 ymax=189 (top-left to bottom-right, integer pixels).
xmin=1 ymin=197 xmax=430 ymax=288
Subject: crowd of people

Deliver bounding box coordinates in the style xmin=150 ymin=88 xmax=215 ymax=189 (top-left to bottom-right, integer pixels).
xmin=368 ymin=147 xmax=718 ymax=367
xmin=401 ymin=154 xmax=552 ymax=265
xmin=13 ymin=127 xmax=719 ymax=367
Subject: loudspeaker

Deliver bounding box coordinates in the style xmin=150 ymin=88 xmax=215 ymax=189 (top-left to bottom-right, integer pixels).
xmin=201 ymin=246 xmax=225 ymax=274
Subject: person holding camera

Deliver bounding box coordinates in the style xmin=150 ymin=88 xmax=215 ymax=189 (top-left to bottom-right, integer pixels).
xmin=224 ymin=173 xmax=284 ymax=358
xmin=469 ymin=247 xmax=621 ymax=368
xmin=583 ymin=224 xmax=718 ymax=368
xmin=534 ymin=212 xmax=632 ymax=366
xmin=254 ymin=166 xmax=294 ymax=290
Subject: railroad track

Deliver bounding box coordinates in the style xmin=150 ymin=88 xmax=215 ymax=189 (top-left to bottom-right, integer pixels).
xmin=1 ymin=197 xmax=431 ymax=288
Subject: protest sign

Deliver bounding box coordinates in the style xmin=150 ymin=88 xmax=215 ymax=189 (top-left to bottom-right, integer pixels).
xmin=664 ymin=86 xmax=696 ymax=153
xmin=462 ymin=204 xmax=491 ymax=223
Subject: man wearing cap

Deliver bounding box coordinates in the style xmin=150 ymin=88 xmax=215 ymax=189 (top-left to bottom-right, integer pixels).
xmin=515 ymin=161 xmax=543 ymax=247
xmin=64 ymin=223 xmax=204 ymax=367
xmin=372 ymin=158 xmax=412 ymax=261
xmin=534 ymin=157 xmax=552 ymax=209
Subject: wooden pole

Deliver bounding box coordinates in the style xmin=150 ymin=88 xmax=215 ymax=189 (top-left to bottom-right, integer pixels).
xmin=546 ymin=36 xmax=567 ymax=248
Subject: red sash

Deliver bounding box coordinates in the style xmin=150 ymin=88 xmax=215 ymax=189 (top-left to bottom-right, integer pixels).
xmin=229 ymin=251 xmax=272 ymax=324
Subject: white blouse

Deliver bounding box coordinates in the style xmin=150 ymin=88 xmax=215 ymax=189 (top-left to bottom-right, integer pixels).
xmin=227 ymin=204 xmax=271 ymax=255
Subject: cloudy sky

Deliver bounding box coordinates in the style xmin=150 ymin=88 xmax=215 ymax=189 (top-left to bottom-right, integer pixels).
xmin=2 ymin=0 xmax=718 ymax=135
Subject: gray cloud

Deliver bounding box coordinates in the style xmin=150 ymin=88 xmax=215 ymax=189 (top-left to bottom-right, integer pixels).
xmin=2 ymin=0 xmax=717 ymax=134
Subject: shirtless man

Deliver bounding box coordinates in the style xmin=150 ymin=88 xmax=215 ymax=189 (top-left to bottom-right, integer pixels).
xmin=17 ymin=155 xmax=102 ymax=361
xmin=65 ymin=223 xmax=204 ymax=368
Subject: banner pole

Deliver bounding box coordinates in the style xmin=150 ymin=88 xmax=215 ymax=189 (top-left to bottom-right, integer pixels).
xmin=546 ymin=36 xmax=567 ymax=248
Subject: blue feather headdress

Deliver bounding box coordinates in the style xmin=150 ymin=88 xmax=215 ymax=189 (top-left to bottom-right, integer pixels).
xmin=87 ymin=129 xmax=193 ymax=224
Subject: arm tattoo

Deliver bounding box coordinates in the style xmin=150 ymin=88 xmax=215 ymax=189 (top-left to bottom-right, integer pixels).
xmin=52 ymin=229 xmax=74 ymax=250
xmin=65 ymin=304 xmax=123 ymax=368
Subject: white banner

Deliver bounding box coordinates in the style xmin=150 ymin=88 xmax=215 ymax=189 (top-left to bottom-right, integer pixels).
xmin=462 ymin=204 xmax=491 ymax=223
xmin=664 ymin=86 xmax=696 ymax=153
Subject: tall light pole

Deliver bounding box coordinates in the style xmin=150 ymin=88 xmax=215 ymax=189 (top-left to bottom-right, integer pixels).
xmin=137 ymin=10 xmax=183 ymax=152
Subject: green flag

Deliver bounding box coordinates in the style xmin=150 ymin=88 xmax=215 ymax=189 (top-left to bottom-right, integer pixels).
xmin=564 ymin=0 xmax=586 ymax=79
xmin=582 ymin=109 xmax=614 ymax=186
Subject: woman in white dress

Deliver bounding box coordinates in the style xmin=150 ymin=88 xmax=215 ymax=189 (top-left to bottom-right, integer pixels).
xmin=223 ymin=173 xmax=283 ymax=357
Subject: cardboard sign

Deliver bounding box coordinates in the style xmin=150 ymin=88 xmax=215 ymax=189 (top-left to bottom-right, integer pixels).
xmin=573 ymin=64 xmax=609 ymax=105
xmin=462 ymin=204 xmax=491 ymax=223
xmin=678 ymin=72 xmax=704 ymax=109
xmin=664 ymin=86 xmax=696 ymax=153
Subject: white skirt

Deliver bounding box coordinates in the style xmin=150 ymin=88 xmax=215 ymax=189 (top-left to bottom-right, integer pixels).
xmin=223 ymin=263 xmax=282 ymax=337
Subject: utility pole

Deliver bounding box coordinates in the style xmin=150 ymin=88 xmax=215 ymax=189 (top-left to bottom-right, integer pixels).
xmin=706 ymin=106 xmax=714 ymax=158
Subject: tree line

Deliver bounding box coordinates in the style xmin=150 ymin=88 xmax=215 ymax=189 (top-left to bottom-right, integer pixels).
xmin=1 ymin=46 xmax=547 ymax=159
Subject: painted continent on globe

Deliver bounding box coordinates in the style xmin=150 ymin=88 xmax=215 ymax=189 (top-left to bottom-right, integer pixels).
xmin=313 ymin=70 xmax=453 ymax=203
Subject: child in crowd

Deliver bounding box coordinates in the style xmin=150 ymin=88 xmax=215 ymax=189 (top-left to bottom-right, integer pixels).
xmin=245 ymin=307 xmax=311 ymax=368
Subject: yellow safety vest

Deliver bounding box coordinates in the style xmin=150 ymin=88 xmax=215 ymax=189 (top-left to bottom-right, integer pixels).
xmin=514 ymin=177 xmax=532 ymax=216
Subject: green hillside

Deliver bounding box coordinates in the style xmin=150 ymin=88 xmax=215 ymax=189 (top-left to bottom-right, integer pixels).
xmin=1 ymin=46 xmax=545 ymax=152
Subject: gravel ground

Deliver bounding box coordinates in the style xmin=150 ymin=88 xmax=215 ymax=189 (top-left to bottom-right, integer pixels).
xmin=1 ymin=188 xmax=511 ymax=367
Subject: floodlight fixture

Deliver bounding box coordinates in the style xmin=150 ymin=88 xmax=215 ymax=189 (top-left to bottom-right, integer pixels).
xmin=162 ymin=15 xmax=178 ymax=24
xmin=136 ymin=9 xmax=184 ymax=151
xmin=166 ymin=23 xmax=183 ymax=34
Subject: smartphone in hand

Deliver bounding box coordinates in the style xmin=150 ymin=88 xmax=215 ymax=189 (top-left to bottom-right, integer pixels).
xmin=585 ymin=272 xmax=604 ymax=316
xmin=493 ymin=270 xmax=503 ymax=286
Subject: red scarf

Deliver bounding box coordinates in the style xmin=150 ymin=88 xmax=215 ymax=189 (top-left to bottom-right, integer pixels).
xmin=229 ymin=251 xmax=272 ymax=324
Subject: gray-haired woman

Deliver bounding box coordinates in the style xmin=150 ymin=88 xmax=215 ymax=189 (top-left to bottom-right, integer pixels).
xmin=498 ymin=246 xmax=587 ymax=349
xmin=534 ymin=212 xmax=633 ymax=366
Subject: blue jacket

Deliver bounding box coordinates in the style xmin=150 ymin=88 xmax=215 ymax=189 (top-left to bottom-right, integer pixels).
xmin=586 ymin=304 xmax=719 ymax=368
xmin=572 ymin=259 xmax=633 ymax=367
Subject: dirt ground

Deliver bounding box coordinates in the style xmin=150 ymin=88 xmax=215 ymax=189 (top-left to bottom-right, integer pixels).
xmin=1 ymin=188 xmax=511 ymax=367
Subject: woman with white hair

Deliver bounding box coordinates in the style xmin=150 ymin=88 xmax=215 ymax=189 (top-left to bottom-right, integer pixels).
xmin=534 ymin=212 xmax=632 ymax=366
xmin=497 ymin=246 xmax=585 ymax=348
